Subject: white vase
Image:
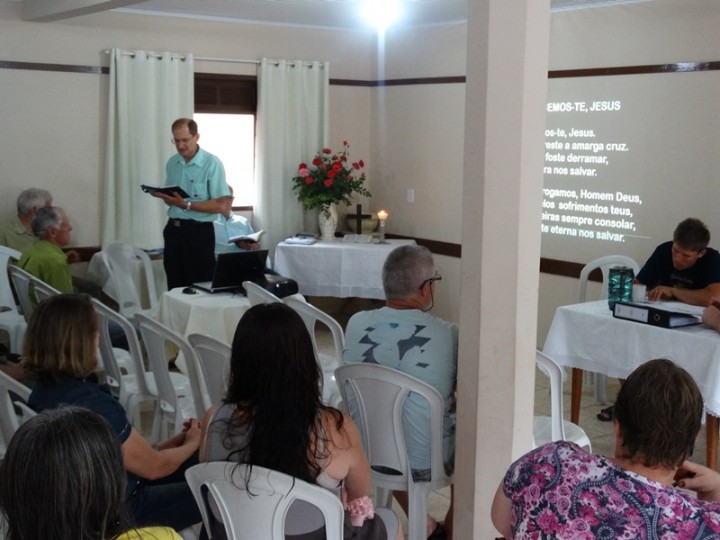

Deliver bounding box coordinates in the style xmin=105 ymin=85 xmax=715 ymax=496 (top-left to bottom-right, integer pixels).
xmin=318 ymin=203 xmax=338 ymax=241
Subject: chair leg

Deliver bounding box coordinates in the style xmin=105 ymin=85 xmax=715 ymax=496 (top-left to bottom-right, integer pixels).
xmin=150 ymin=407 xmax=163 ymax=443
xmin=177 ymin=526 xmax=198 ymax=540
xmin=407 ymin=486 xmax=429 ymax=540
xmin=11 ymin=326 xmax=25 ymax=354
xmin=594 ymin=373 xmax=608 ymax=404
xmin=375 ymin=486 xmax=393 ymax=508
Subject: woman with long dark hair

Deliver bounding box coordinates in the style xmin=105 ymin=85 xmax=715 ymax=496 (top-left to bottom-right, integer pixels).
xmin=0 ymin=406 xmax=181 ymax=540
xmin=201 ymin=303 xmax=402 ymax=540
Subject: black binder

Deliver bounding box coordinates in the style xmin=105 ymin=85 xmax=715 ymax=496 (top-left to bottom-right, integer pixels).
xmin=613 ymin=301 xmax=701 ymax=328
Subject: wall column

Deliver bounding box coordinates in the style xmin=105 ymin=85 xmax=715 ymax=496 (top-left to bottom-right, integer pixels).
xmin=454 ymin=1 xmax=551 ymax=537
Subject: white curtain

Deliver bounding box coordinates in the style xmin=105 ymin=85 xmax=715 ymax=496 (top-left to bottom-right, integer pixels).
xmin=103 ymin=49 xmax=194 ymax=249
xmin=254 ymin=59 xmax=329 ymax=256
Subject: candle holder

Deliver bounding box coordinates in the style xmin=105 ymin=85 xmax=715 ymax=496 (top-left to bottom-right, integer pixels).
xmin=377 ymin=220 xmax=388 ymax=243
xmin=376 ymin=210 xmax=389 ymax=244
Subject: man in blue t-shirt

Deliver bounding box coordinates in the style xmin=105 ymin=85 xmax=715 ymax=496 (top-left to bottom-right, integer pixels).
xmin=343 ymin=244 xmax=456 ymax=538
xmin=636 ymin=217 xmax=720 ymax=306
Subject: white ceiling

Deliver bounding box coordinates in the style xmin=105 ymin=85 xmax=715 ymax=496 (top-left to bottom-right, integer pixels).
xmin=14 ymin=0 xmax=654 ymax=29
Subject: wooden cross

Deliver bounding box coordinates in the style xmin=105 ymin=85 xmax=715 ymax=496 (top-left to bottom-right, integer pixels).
xmin=353 ymin=203 xmax=372 ymax=233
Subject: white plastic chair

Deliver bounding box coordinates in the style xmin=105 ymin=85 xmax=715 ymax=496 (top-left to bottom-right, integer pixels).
xmin=0 ymin=247 xmax=26 ymax=353
xmin=187 ymin=333 xmax=231 ymax=405
xmin=578 ymin=255 xmax=640 ymax=402
xmin=534 ymin=350 xmax=592 ymax=452
xmin=284 ymin=297 xmax=343 ymax=407
xmin=8 ymin=265 xmax=36 ymax=324
xmin=92 ymin=299 xmax=159 ymax=430
xmin=0 ymin=370 xmax=35 ymax=458
xmin=101 ymin=242 xmax=159 ymax=318
xmin=135 ymin=313 xmax=208 ymax=439
xmin=29 ymin=276 xmax=61 ymax=304
xmin=335 ymin=363 xmax=453 ymax=540
xmin=242 ymin=280 xmax=282 ymax=306
xmin=578 ymin=254 xmax=641 ymax=304
xmin=185 ymin=462 xmax=345 ymax=540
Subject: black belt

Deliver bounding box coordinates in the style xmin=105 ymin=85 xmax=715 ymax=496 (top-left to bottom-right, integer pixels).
xmin=168 ymin=219 xmax=212 ymax=228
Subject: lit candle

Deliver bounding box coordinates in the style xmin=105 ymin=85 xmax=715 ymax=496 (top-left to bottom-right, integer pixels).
xmin=377 ymin=210 xmax=388 ymax=221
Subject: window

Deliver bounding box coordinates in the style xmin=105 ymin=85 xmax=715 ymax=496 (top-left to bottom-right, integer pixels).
xmin=193 ymin=113 xmax=254 ymax=206
xmin=194 ymin=74 xmax=257 ymax=208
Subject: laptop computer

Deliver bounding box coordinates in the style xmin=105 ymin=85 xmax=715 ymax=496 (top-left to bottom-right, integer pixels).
xmin=193 ymin=250 xmax=268 ymax=293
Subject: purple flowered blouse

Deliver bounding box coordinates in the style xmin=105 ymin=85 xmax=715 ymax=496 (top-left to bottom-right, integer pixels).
xmin=503 ymin=441 xmax=720 ymax=539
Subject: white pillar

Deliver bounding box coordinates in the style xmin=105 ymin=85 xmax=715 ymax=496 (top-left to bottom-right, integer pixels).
xmin=455 ymin=1 xmax=551 ymax=537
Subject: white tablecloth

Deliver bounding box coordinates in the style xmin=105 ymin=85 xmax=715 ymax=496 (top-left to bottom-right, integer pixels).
xmin=157 ymin=287 xmax=304 ymax=344
xmin=273 ymin=239 xmax=416 ymax=299
xmin=544 ymin=300 xmax=720 ymax=416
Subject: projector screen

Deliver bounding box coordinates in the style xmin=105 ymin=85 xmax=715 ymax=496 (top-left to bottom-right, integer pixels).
xmin=541 ymin=69 xmax=720 ymax=266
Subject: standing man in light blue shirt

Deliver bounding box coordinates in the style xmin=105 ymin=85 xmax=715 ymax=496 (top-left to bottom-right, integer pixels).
xmin=151 ymin=118 xmax=230 ymax=290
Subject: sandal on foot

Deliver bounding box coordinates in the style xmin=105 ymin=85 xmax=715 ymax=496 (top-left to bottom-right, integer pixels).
xmin=597 ymin=405 xmax=614 ymax=422
xmin=428 ymin=523 xmax=447 ymax=540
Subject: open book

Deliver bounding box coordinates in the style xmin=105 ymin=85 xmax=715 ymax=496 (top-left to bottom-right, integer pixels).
xmin=228 ymin=230 xmax=265 ymax=244
xmin=141 ymin=184 xmax=190 ymax=198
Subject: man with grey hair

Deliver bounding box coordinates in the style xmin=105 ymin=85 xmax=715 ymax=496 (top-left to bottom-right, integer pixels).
xmin=0 ymin=188 xmax=52 ymax=252
xmin=16 ymin=207 xmax=125 ymax=349
xmin=343 ymin=244 xmax=457 ymax=539
xmin=18 ymin=206 xmax=73 ymax=293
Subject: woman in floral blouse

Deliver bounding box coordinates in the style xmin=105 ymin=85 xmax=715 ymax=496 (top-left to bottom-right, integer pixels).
xmin=492 ymin=358 xmax=720 ymax=539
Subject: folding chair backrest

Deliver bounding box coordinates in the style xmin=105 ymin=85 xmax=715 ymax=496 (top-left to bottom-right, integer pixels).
xmin=535 ymin=350 xmax=566 ymax=441
xmin=284 ymin=297 xmax=344 ymax=364
xmin=242 ymin=280 xmax=282 ymax=306
xmin=8 ymin=266 xmax=36 ymax=323
xmin=0 ymin=370 xmax=34 ymax=453
xmin=334 ymin=363 xmax=448 ymax=488
xmin=578 ymin=255 xmax=640 ymax=302
xmin=0 ymin=247 xmax=26 ymax=354
xmin=187 ymin=333 xmax=231 ymax=405
xmin=334 ymin=363 xmax=451 ymax=540
xmin=30 ymin=277 xmax=61 ymax=304
xmin=0 ymin=246 xmax=21 ymax=313
xmin=135 ymin=314 xmax=207 ymax=422
xmin=102 ymin=242 xmax=158 ymax=317
xmin=284 ymin=297 xmax=343 ymax=405
xmin=533 ymin=350 xmax=592 ymax=452
xmin=185 ymin=462 xmax=344 ymax=540
xmin=92 ymin=298 xmax=149 ymax=394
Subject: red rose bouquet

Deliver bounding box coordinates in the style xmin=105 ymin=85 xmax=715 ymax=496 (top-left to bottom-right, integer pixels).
xmin=292 ymin=141 xmax=371 ymax=210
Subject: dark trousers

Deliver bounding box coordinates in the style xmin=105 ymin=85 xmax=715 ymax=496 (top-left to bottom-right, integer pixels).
xmin=129 ymin=452 xmax=204 ymax=534
xmin=163 ymin=219 xmax=216 ymax=290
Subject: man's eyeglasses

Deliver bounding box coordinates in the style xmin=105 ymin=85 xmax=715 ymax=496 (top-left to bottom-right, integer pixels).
xmin=171 ymin=137 xmax=195 ymax=145
xmin=419 ymin=272 xmax=442 ymax=290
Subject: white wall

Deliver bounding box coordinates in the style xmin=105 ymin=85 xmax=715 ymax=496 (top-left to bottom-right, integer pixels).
xmin=365 ymin=23 xmax=468 ymax=323
xmin=539 ymin=0 xmax=720 ymax=344
xmin=0 ymin=3 xmax=375 ymax=247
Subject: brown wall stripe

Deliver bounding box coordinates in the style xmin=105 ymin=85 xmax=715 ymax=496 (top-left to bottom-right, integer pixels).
xmin=7 ymin=57 xmax=716 ymax=282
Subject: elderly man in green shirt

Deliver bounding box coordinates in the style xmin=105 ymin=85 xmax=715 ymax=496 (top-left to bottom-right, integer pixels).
xmin=18 ymin=206 xmax=73 ymax=293
xmin=18 ymin=207 xmax=127 ymax=349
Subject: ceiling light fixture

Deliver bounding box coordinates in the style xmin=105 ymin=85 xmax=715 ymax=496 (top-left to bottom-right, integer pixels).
xmin=360 ymin=0 xmax=400 ymax=30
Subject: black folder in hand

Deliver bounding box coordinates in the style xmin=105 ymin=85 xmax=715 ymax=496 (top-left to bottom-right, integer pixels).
xmin=141 ymin=184 xmax=190 ymax=198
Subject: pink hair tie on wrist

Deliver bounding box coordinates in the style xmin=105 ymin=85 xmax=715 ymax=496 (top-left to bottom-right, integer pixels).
xmin=345 ymin=495 xmax=375 ymax=527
